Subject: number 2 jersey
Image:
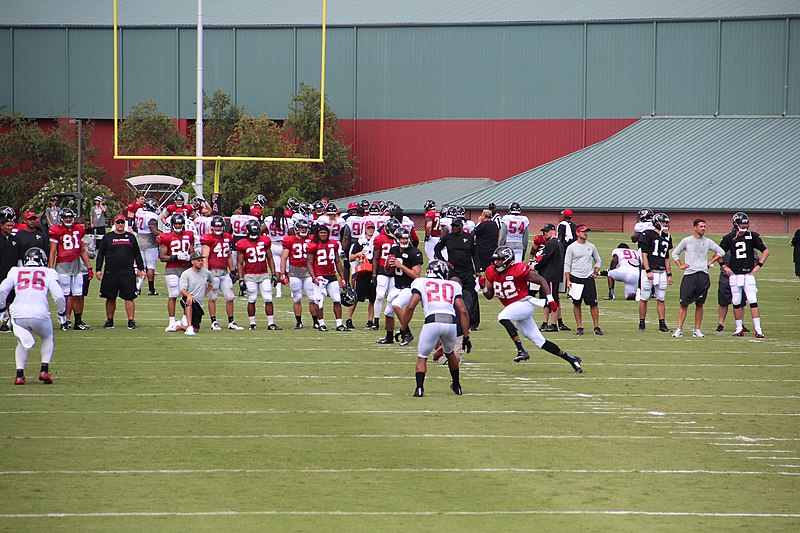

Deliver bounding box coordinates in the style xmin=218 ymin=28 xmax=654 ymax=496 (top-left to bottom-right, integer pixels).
xmin=410 ymin=276 xmax=463 ymax=318
xmin=719 ymin=230 xmax=766 ymax=274
xmin=0 ymin=266 xmax=66 ymax=320
xmin=157 ymin=231 xmax=196 ymax=270
xmin=485 ymin=262 xmax=532 ymax=306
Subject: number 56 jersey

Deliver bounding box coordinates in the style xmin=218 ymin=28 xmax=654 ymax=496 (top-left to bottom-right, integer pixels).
xmin=485 ymin=262 xmax=531 ymax=306
xmin=410 ymin=276 xmax=463 ymax=318
xmin=0 ymin=266 xmax=66 ymax=320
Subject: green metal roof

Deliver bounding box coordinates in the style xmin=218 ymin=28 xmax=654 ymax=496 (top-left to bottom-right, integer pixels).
xmin=330 ymin=177 xmax=496 ymax=214
xmin=451 ymin=116 xmax=800 ymax=213
xmin=3 ymin=0 xmax=799 ymax=27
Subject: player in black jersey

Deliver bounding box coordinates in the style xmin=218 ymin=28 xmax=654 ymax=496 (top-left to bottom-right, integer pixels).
xmin=377 ymin=228 xmax=424 ymax=346
xmin=637 ymin=213 xmax=673 ymax=332
xmin=718 ymin=212 xmax=769 ymax=338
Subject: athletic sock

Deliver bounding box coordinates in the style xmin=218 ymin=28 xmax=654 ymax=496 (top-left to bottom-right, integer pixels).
xmin=210 ymin=315 xmax=216 ymax=324
xmin=558 ymin=319 xmax=566 ymax=327
xmin=74 ymin=313 xmax=82 ymax=324
xmin=268 ymin=316 xmax=275 ymax=326
xmin=415 ymin=371 xmax=425 ymax=389
xmin=16 ymin=369 xmax=24 ymax=378
xmin=735 ymin=319 xmax=743 ymax=331
xmin=385 ymin=330 xmax=393 ymax=341
xmin=249 ymin=316 xmax=256 ymax=325
xmin=312 ymin=316 xmax=319 ymax=326
xmin=449 ymin=368 xmax=460 ymax=388
xmin=335 ymin=319 xmax=343 ymax=327
xmin=514 ymin=340 xmax=525 ymax=352
xmin=753 ymin=317 xmax=762 ymax=332
xmin=295 ymin=315 xmax=302 ymax=325
xmin=148 ymin=280 xmax=156 ymax=292
xmin=228 ymin=316 xmax=235 ymax=323
xmin=40 ymin=363 xmax=49 ymax=373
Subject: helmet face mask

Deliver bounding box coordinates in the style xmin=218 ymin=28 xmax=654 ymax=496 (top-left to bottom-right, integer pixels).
xmin=396 ymin=228 xmax=411 ymax=248
xmin=653 ymin=213 xmax=670 ymax=232
xmin=245 ymin=219 xmax=261 ymax=238
xmin=299 ymin=202 xmax=312 ymax=216
xmin=733 ymin=212 xmax=749 ymax=231
xmin=325 ymin=203 xmax=338 ymax=215
xmin=174 ymin=196 xmax=184 ymax=205
xmin=24 ymin=247 xmax=48 ymax=267
xmin=492 ymin=246 xmax=515 ymax=272
xmin=638 ymin=208 xmax=654 ymax=223
xmin=426 ymin=260 xmax=450 ymax=280
xmin=171 ymin=213 xmax=185 ymax=232
xmin=424 ymin=200 xmax=436 ymax=212
xmin=295 ymin=220 xmax=309 ymax=237
xmin=340 ymin=285 xmax=357 ymax=307
xmin=60 ymin=208 xmax=76 ymax=226
xmin=253 ymin=194 xmax=267 ymax=208
xmin=144 ymin=198 xmax=159 ymax=212
xmin=509 ymin=202 xmax=521 ymax=215
xmin=384 ymin=218 xmax=400 ymax=239
xmin=313 ymin=201 xmax=324 ymax=214
xmin=368 ymin=203 xmax=380 ymax=215
xmin=211 ymin=215 xmax=225 ymax=235
xmin=287 ymin=197 xmax=300 ymax=211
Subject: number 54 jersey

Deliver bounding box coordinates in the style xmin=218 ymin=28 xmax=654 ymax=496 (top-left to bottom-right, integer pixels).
xmin=410 ymin=276 xmax=463 ymax=318
xmin=485 ymin=262 xmax=531 ymax=306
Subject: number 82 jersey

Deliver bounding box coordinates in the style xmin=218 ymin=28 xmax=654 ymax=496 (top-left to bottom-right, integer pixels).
xmin=485 ymin=262 xmax=531 ymax=306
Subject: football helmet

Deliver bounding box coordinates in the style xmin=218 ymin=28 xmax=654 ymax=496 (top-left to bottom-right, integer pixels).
xmin=454 ymin=205 xmax=466 ymax=217
xmin=59 ymin=208 xmax=76 ymax=226
xmin=377 ymin=200 xmax=387 ymax=213
xmin=313 ymin=200 xmax=324 ymax=214
xmin=424 ymin=199 xmax=436 ymax=212
xmin=294 ymin=219 xmax=310 ymax=238
xmin=210 ymin=215 xmax=225 ymax=235
xmin=733 ymin=211 xmax=749 ymax=230
xmin=637 ymin=208 xmax=654 ymax=223
xmin=368 ymin=203 xmax=381 ymax=215
xmin=652 ymin=213 xmax=670 ymax=231
xmin=287 ymin=197 xmax=300 ymax=212
xmin=426 ymin=260 xmax=450 ymax=280
xmin=389 ymin=205 xmax=404 ymax=221
xmin=340 ymin=285 xmax=357 ymax=307
xmin=298 ymin=202 xmax=312 ymax=216
xmin=253 ymin=194 xmax=267 ymax=208
xmin=492 ymin=246 xmax=516 ymax=272
xmin=191 ymin=196 xmax=206 ymax=210
xmin=245 ymin=219 xmax=261 ymax=238
xmin=173 ymin=195 xmax=185 ymax=205
xmin=384 ymin=218 xmax=401 ymax=239
xmin=0 ymin=206 xmax=17 ymax=222
xmin=144 ymin=198 xmax=159 ymax=212
xmin=508 ymin=202 xmax=522 ymax=215
xmin=170 ymin=213 xmax=185 ymax=232
xmin=359 ymin=199 xmax=371 ymax=210
xmin=24 ymin=247 xmax=48 ymax=267
xmin=396 ymin=228 xmax=411 ymax=248
xmin=325 ymin=202 xmax=338 ymax=215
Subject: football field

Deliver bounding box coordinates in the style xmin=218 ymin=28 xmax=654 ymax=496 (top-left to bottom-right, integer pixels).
xmin=1 ymin=232 xmax=798 ymax=532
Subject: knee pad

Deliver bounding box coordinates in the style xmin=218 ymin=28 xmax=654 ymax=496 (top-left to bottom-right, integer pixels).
xmin=749 ymin=302 xmax=759 ymax=309
xmin=733 ymin=303 xmax=746 ymax=310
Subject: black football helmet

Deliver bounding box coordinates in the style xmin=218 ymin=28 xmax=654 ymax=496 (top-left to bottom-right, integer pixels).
xmin=453 ymin=205 xmax=466 ymax=217
xmin=253 ymin=194 xmax=267 ymax=208
xmin=325 ymin=202 xmax=338 ymax=215
xmin=389 ymin=205 xmax=404 ymax=221
xmin=637 ymin=208 xmax=654 ymax=223
xmin=426 ymin=260 xmax=450 ymax=280
xmin=294 ymin=219 xmax=310 ymax=238
xmin=170 ymin=213 xmax=185 ymax=232
xmin=313 ymin=200 xmax=325 ymax=214
xmin=245 ymin=219 xmax=261 ymax=238
xmin=298 ymin=202 xmax=312 ymax=216
xmin=377 ymin=200 xmax=387 ymax=213
xmin=508 ymin=202 xmax=522 ymax=215
xmin=24 ymin=247 xmax=48 ymax=267
xmin=384 ymin=218 xmax=401 ymax=239
xmin=0 ymin=206 xmax=17 ymax=223
xmin=492 ymin=246 xmax=516 ymax=272
xmin=144 ymin=198 xmax=159 ymax=212
xmin=287 ymin=197 xmax=300 ymax=212
xmin=396 ymin=228 xmax=411 ymax=248
xmin=424 ymin=199 xmax=436 ymax=212
xmin=174 ymin=195 xmax=185 ymax=205
xmin=60 ymin=208 xmax=76 ymax=226
xmin=733 ymin=212 xmax=749 ymax=230
xmin=359 ymin=199 xmax=371 ymax=210
xmin=652 ymin=213 xmax=670 ymax=231
xmin=191 ymin=196 xmax=206 ymax=210
xmin=368 ymin=203 xmax=381 ymax=215
xmin=340 ymin=285 xmax=357 ymax=307
xmin=210 ymin=215 xmax=225 ymax=235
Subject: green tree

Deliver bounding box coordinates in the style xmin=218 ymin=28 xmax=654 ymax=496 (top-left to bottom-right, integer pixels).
xmin=23 ymin=175 xmax=121 ymax=222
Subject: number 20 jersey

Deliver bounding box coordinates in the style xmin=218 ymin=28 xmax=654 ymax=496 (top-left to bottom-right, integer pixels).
xmin=485 ymin=262 xmax=531 ymax=306
xmin=410 ymin=276 xmax=462 ymax=318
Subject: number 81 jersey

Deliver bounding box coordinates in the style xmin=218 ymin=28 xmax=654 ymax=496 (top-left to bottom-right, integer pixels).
xmin=48 ymin=224 xmax=86 ymax=263
xmin=485 ymin=262 xmax=531 ymax=306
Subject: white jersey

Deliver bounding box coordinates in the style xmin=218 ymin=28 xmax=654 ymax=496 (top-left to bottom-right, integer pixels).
xmin=264 ymin=216 xmax=291 ymax=242
xmin=134 ymin=209 xmax=160 ymax=249
xmin=193 ymin=215 xmax=214 ymax=237
xmin=612 ymin=247 xmax=641 ymax=272
xmin=184 ymin=219 xmax=202 ymax=252
xmin=365 ymin=214 xmax=389 ymax=231
xmin=439 ymin=216 xmax=453 ymax=233
xmin=410 ymin=276 xmax=463 ymax=318
xmin=291 ymin=212 xmax=313 ymax=227
xmin=462 ymin=219 xmax=476 ymax=234
xmin=500 ymin=214 xmax=529 ymax=245
xmin=345 ymin=215 xmax=365 ymax=240
xmin=230 ymin=214 xmax=258 ymax=238
xmin=400 ymin=216 xmax=416 ymax=235
xmin=0 ymin=266 xmax=66 ymax=320
xmin=316 ymin=215 xmax=346 ymax=241
xmin=633 ymin=221 xmax=654 ymax=234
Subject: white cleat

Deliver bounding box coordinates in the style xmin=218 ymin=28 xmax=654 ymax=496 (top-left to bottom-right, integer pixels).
xmin=184 ymin=328 xmax=197 ymax=336
xmin=165 ymin=323 xmax=178 ymax=332
xmin=692 ymin=330 xmax=705 ymax=338
xmin=227 ymin=321 xmax=245 ymax=330
xmin=210 ymin=321 xmax=223 ymax=331
xmin=671 ymin=329 xmax=683 ymax=338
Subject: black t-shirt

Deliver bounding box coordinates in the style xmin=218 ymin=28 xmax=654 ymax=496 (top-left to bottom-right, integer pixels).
xmin=96 ymin=231 xmax=145 ymax=273
xmin=0 ymin=233 xmax=19 ymax=280
xmin=719 ymin=230 xmax=766 ymax=274
xmin=638 ymin=229 xmax=673 ymax=271
xmin=537 ymin=238 xmax=565 ymax=282
xmin=434 ymin=230 xmax=478 ymax=284
xmin=14 ymin=226 xmax=49 ymax=260
xmin=473 ymin=220 xmax=499 ymax=271
xmin=388 ymin=244 xmax=423 ymax=288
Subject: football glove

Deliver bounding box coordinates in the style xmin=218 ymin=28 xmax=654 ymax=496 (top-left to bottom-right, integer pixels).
xmin=280 ymin=273 xmax=289 ymax=285
xmin=177 ymin=251 xmax=191 ymax=261
xmin=86 ymin=267 xmax=94 ymax=280
xmin=370 ymin=276 xmax=377 ymax=288
xmin=546 ymin=294 xmax=558 ymax=313
xmin=462 ymin=336 xmax=472 ymax=353
xmin=271 ymin=275 xmax=279 ymax=286
xmin=57 ymin=312 xmax=67 ymax=325
xmin=315 ymin=276 xmax=328 ymax=286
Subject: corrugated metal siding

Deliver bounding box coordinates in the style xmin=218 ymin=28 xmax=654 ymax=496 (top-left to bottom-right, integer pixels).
xmin=0 ymin=29 xmax=12 ymax=112
xmin=791 ymin=18 xmax=800 ymax=115
xmin=450 ymin=117 xmax=800 ymax=212
xmin=69 ymin=29 xmax=113 ymax=118
xmin=121 ymin=29 xmax=178 ymax=116
xmin=234 ymin=28 xmax=296 ymax=118
xmin=720 ymin=19 xmax=787 ymax=114
xmin=178 ymin=29 xmax=237 ymax=118
xmin=14 ymin=29 xmax=67 ymax=117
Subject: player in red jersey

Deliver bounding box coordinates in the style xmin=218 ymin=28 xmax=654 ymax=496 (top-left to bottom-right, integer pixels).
xmin=126 ymin=194 xmax=145 ymax=230
xmin=48 ymin=208 xmax=93 ymax=331
xmin=160 ymin=195 xmax=195 ymax=226
xmin=306 ymin=224 xmax=347 ymax=332
xmin=370 ymin=218 xmax=400 ymax=331
xmin=235 ymin=219 xmax=280 ymax=331
xmin=483 ymin=246 xmax=583 ymax=373
xmin=158 ymin=214 xmax=196 ymax=331
xmin=200 ymin=215 xmax=244 ymax=331
xmin=280 ymin=219 xmax=314 ymax=329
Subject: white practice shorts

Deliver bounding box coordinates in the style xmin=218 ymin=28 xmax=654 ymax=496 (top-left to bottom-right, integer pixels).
xmin=497 ymin=297 xmax=546 ymax=349
xmin=165 ymin=274 xmax=181 ymax=298
xmin=11 ymin=316 xmax=54 ymax=352
xmin=510 ymin=247 xmax=524 ymax=263
xmin=57 ymin=273 xmax=84 ymax=297
xmin=424 ymin=237 xmax=440 ymax=263
xmin=417 ymin=322 xmax=457 ymax=359
xmin=639 ymin=270 xmax=668 ymax=302
xmin=384 ymin=287 xmax=413 ymax=317
xmin=290 ymin=275 xmax=315 ymax=303
xmin=313 ymin=279 xmax=342 ymax=306
xmin=609 ymin=268 xmax=639 ymax=299
xmin=244 ymin=273 xmax=273 ymax=304
xmin=141 ymin=247 xmax=158 ymax=270
xmin=209 ymin=271 xmax=235 ymax=302
xmin=729 ymin=273 xmax=757 ymax=306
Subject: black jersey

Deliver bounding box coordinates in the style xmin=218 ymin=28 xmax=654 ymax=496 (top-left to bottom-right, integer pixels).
xmin=719 ymin=230 xmax=766 ymax=274
xmin=388 ymin=244 xmax=423 ymax=289
xmin=638 ymin=229 xmax=672 ymax=271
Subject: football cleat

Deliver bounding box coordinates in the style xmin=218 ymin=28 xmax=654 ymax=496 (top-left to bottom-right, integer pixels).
xmin=294 ymin=322 xmax=304 ymax=330
xmin=184 ymin=328 xmax=197 ymax=336
xmin=715 ymin=324 xmax=725 ymax=332
xmin=450 ymin=382 xmax=463 ymax=395
xmin=376 ymin=337 xmax=393 ymax=344
xmin=672 ymin=329 xmax=683 ymax=338
xmin=267 ymin=324 xmax=283 ymax=331
xmin=732 ymin=329 xmax=745 ymax=337
xmin=400 ymin=332 xmax=414 ymax=347
xmin=345 ymin=319 xmax=355 ymax=330
xmin=249 ymin=324 xmax=257 ymax=331
xmin=313 ymin=323 xmax=319 ymax=329
xmin=211 ymin=321 xmax=223 ymax=331
xmin=365 ymin=321 xmax=374 ymax=329
xmin=103 ymin=319 xmax=115 ymax=329
xmin=558 ymin=323 xmax=571 ymax=331
xmin=413 ymin=387 xmax=424 ymax=397
xmin=318 ymin=324 xmax=328 ymax=332
xmin=514 ymin=349 xmax=530 ymax=363
xmin=603 ymin=295 xmax=615 ymax=300
xmin=743 ymin=326 xmax=750 ymax=333
xmin=147 ymin=290 xmax=160 ymax=296
xmin=228 ymin=321 xmax=244 ymax=330
xmin=38 ymin=372 xmax=53 ymax=384
xmin=14 ymin=376 xmax=25 ymax=385
xmin=74 ymin=322 xmax=92 ymax=331
xmin=755 ymin=331 xmax=765 ymax=339
xmin=165 ymin=323 xmax=178 ymax=332
xmin=0 ymin=322 xmax=10 ymax=333
xmin=576 ymin=327 xmax=584 ymax=336
xmin=594 ymin=327 xmax=604 ymax=336
xmin=547 ymin=324 xmax=558 ymax=332
xmin=335 ymin=325 xmax=348 ymax=332
xmin=692 ymin=330 xmax=705 ymax=338
xmin=60 ymin=321 xmax=72 ymax=332
xmin=127 ymin=321 xmax=137 ymax=330
xmin=638 ymin=323 xmax=646 ymax=332
xmin=567 ymin=354 xmax=583 ymax=374
xmin=659 ymin=323 xmax=671 ymax=333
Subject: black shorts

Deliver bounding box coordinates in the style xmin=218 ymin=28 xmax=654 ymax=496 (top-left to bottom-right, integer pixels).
xmin=680 ymin=272 xmax=710 ymax=306
xmin=180 ymin=297 xmax=205 ymax=329
xmin=569 ymin=276 xmax=598 ymax=306
xmin=539 ymin=280 xmax=560 ymax=303
xmin=99 ymin=271 xmax=137 ymax=301
xmin=354 ymin=273 xmax=376 ymax=303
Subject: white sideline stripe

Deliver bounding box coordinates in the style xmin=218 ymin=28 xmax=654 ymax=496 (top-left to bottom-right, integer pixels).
xmin=49 ymin=360 xmax=800 ymax=367
xmin=748 ymin=457 xmax=800 ymax=460
xmin=726 ymin=450 xmax=795 ymax=453
xmin=0 ymin=410 xmax=797 ymax=417
xmin=11 ymin=434 xmax=664 ymax=440
xmin=0 ymin=467 xmax=796 ymax=476
xmin=2 ymin=510 xmax=799 ymax=518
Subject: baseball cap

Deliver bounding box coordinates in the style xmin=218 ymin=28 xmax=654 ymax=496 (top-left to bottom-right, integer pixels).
xmin=364 ymin=220 xmax=376 ymax=228
xmin=113 ymin=215 xmax=126 ymax=223
xmin=24 ymin=211 xmax=39 ymax=220
xmin=250 ymin=206 xmax=262 ymax=218
xmin=451 ymin=217 xmax=464 ymax=226
xmin=562 ymin=209 xmax=573 ymax=218
xmin=190 ymin=251 xmax=205 ymax=261
xmin=347 ymin=202 xmax=358 ymax=210
xmin=576 ymin=225 xmax=591 ymax=232
xmin=541 ymin=223 xmax=555 ymax=232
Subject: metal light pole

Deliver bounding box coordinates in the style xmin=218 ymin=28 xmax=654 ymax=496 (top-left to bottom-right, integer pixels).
xmin=69 ymin=118 xmax=83 ymax=217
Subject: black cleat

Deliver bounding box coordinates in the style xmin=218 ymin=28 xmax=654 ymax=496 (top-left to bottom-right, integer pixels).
xmin=318 ymin=324 xmax=328 ymax=332
xmin=547 ymin=324 xmax=558 ymax=332
xmin=345 ymin=319 xmax=355 ymax=330
xmin=594 ymin=327 xmax=603 ymax=336
xmin=558 ymin=323 xmax=571 ymax=331
xmin=742 ymin=326 xmax=750 ymax=333
xmin=400 ymin=332 xmax=414 ymax=347
xmin=0 ymin=322 xmax=10 ymax=333
xmin=249 ymin=324 xmax=257 ymax=331
xmin=294 ymin=322 xmax=304 ymax=330
xmin=450 ymin=382 xmax=463 ymax=395
xmin=267 ymin=324 xmax=282 ymax=331
xmin=715 ymin=324 xmax=724 ymax=332
xmin=514 ymin=349 xmax=530 ymax=363
xmin=659 ymin=323 xmax=671 ymax=333
xmin=103 ymin=319 xmax=115 ymax=329
xmin=638 ymin=322 xmax=646 ymax=332
xmin=568 ymin=354 xmax=583 ymax=374
xmin=394 ymin=330 xmax=404 ymax=342
xmin=74 ymin=322 xmax=92 ymax=331
xmin=147 ymin=290 xmax=160 ymax=296
xmin=576 ymin=327 xmax=584 ymax=336
xmin=127 ymin=320 xmax=137 ymax=330
xmin=60 ymin=321 xmax=72 ymax=332
xmin=413 ymin=387 xmax=424 ymax=397
xmin=603 ymin=295 xmax=615 ymax=300
xmin=376 ymin=337 xmax=394 ymax=344
xmin=336 ymin=325 xmax=348 ymax=332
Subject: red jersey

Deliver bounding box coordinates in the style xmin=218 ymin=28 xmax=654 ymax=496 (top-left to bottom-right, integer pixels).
xmin=200 ymin=233 xmax=233 ymax=271
xmin=157 ymin=231 xmax=195 ymax=269
xmin=282 ymin=234 xmax=310 ymax=268
xmin=166 ymin=204 xmax=195 ymax=217
xmin=235 ymin=235 xmax=272 ymax=275
xmin=425 ymin=210 xmax=442 ymax=237
xmin=48 ymin=224 xmax=86 ymax=263
xmin=373 ymin=232 xmax=395 ymax=269
xmin=127 ymin=202 xmax=143 ymax=216
xmin=306 ymin=239 xmax=341 ymax=277
xmin=485 ymin=262 xmax=532 ymax=306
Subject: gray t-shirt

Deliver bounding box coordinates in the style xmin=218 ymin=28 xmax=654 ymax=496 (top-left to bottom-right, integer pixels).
xmin=564 ymin=240 xmax=601 ymax=278
xmin=90 ymin=204 xmax=106 ymax=229
xmin=179 ymin=267 xmax=213 ymax=306
xmin=672 ymin=236 xmax=724 ymax=275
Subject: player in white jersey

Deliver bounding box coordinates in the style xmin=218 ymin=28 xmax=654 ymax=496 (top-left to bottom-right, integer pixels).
xmin=631 ymin=208 xmax=655 ymax=243
xmin=600 ymin=243 xmax=641 ymax=300
xmin=193 ymin=212 xmax=214 ymax=237
xmin=133 ymin=199 xmax=163 ymax=296
xmin=400 ymin=260 xmax=471 ymax=397
xmin=316 ymin=203 xmax=347 ymax=242
xmin=0 ymin=247 xmax=66 ymax=385
xmin=265 ymin=206 xmax=292 ymax=298
xmin=499 ymin=202 xmax=530 ymax=263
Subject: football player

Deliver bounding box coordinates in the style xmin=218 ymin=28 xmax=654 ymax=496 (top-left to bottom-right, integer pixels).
xmin=265 ymin=206 xmax=292 ymax=298
xmin=306 ymin=224 xmax=347 ymax=332
xmin=192 ymin=200 xmax=214 ymax=236
xmin=126 ymin=194 xmax=145 ymax=231
xmin=340 ymin=203 xmax=364 ymax=282
xmin=48 ymin=208 xmax=93 ymax=331
xmin=399 ymin=260 xmax=471 ymax=397
xmin=600 ymin=243 xmax=641 ymax=301
xmin=316 ymin=203 xmax=346 ymax=243
xmin=312 ymin=200 xmax=325 ymax=220
xmin=370 ymin=218 xmax=400 ymax=330
xmin=719 ymin=212 xmax=769 ymax=338
xmin=235 ymin=219 xmax=281 ymax=331
xmin=200 ymin=215 xmax=244 ymax=331
xmin=484 ymin=246 xmax=583 ymax=372
xmin=281 ymin=219 xmax=314 ymax=329
xmin=191 ymin=196 xmax=212 ymax=217
xmin=229 ymin=205 xmax=259 ymax=296
xmin=423 ymin=199 xmax=441 ymax=262
xmin=347 ymin=220 xmax=377 ymax=330
xmin=377 ymin=227 xmax=423 ymax=345
xmin=158 ymin=214 xmax=195 ymax=331
xmin=0 ymin=247 xmax=67 ymax=385
xmin=160 ymin=194 xmax=194 ymax=226
xmin=631 ymin=208 xmax=655 ymax=244
xmin=499 ymin=202 xmax=530 ymax=263
xmin=637 ymin=214 xmax=673 ymax=332
xmin=134 ymin=198 xmax=162 ymax=296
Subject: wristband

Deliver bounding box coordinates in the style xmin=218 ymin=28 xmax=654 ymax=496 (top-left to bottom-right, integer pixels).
xmin=645 ymin=269 xmax=652 ymax=273
xmin=667 ymin=272 xmax=672 ymax=277
xmin=756 ymin=261 xmax=763 ymax=267
xmin=545 ymin=294 xmax=555 ymax=303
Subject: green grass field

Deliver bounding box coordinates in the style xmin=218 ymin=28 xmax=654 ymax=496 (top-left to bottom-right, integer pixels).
xmin=1 ymin=232 xmax=798 ymax=532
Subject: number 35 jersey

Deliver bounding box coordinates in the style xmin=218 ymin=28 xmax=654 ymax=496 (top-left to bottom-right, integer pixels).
xmin=485 ymin=262 xmax=531 ymax=307
xmin=410 ymin=276 xmax=463 ymax=318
